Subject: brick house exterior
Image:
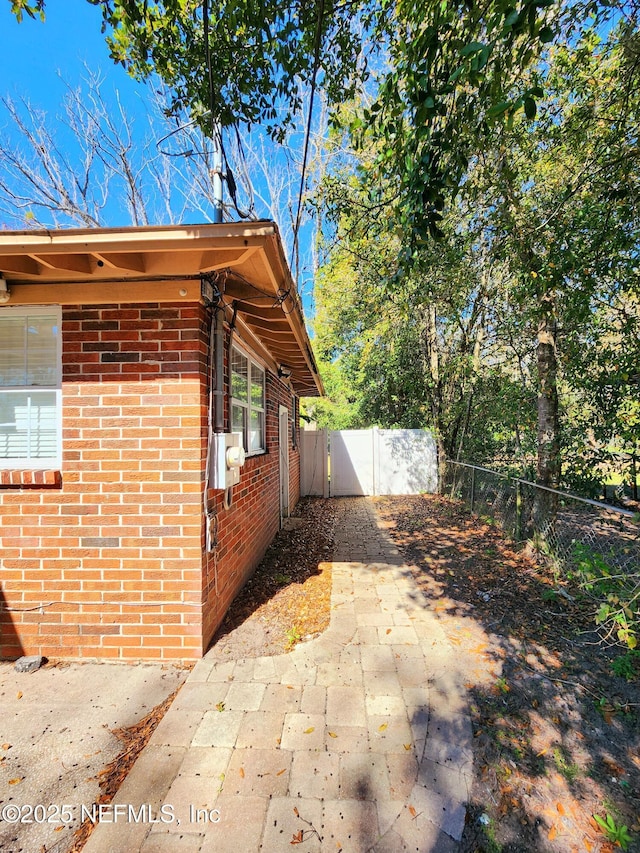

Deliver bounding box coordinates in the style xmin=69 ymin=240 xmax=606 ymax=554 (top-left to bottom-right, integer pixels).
xmin=0 ymin=224 xmax=322 ymax=661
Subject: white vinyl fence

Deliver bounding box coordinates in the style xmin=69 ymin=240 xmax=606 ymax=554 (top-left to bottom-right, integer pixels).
xmin=301 ymin=427 xmax=437 ymax=497
xmin=301 ymin=429 xmax=329 ymax=497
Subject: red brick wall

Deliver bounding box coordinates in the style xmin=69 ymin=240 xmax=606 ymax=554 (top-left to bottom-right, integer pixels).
xmin=0 ymin=303 xmax=207 ymax=661
xmin=201 ymin=339 xmax=301 ymax=652
xmin=0 ymin=302 xmax=302 ymax=662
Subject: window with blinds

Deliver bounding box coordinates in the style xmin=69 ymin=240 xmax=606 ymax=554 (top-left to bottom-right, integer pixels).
xmin=0 ymin=308 xmax=61 ymax=468
xmin=230 ymin=346 xmax=265 ymax=453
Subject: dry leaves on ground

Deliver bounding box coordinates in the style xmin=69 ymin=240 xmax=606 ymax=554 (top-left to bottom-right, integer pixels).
xmin=375 ymin=494 xmax=640 ymax=853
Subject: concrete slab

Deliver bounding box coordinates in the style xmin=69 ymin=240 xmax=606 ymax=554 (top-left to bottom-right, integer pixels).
xmin=0 ymin=660 xmax=187 ymax=853
xmin=236 ymin=711 xmax=285 ymax=750
xmin=326 ymin=685 xmax=367 ymax=727
xmin=339 ymin=752 xmax=391 ymax=802
xmin=259 ymin=682 xmax=302 ymax=712
xmin=222 ymin=748 xmax=291 ymax=798
xmin=224 ymin=681 xmax=266 ymax=711
xmin=322 ymin=799 xmax=379 ymax=852
xmin=300 ymin=684 xmax=326 ymax=714
xmin=190 ymin=707 xmax=245 ymax=749
xmin=199 ymin=795 xmax=269 ymax=853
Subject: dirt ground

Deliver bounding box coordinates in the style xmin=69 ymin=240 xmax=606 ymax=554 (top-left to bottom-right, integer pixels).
xmin=373 ymin=494 xmax=640 ymax=853
xmin=204 ymin=497 xmax=338 ymax=660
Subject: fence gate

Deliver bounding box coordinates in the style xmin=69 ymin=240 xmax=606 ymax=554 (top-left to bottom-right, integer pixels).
xmin=330 ymin=430 xmax=375 ymax=496
xmin=300 ymin=427 xmax=437 ymax=497
xmin=300 ymin=429 xmax=329 ymax=497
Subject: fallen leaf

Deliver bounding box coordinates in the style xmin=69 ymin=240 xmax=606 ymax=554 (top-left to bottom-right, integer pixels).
xmin=403 ymin=743 xmax=412 ymax=751
xmin=8 ymin=777 xmax=23 ymax=785
xmin=548 ymin=825 xmax=557 ymax=841
xmin=536 ymin=748 xmax=548 ymax=757
xmin=583 ymin=840 xmax=593 ymax=852
xmin=16 ymin=692 xmax=22 ymax=700
xmin=304 ymin=727 xmax=315 ymax=734
xmin=54 ymin=826 xmax=64 ymax=833
xmin=239 ymin=767 xmax=245 ymax=778
xmin=386 ymin=629 xmax=392 ymax=635
xmin=291 ymin=830 xmax=304 ymax=844
xmin=328 ymin=731 xmax=338 ymax=738
xmin=293 ymin=807 xmax=299 ymax=817
xmin=277 ymin=768 xmax=286 ymax=776
xmin=556 ymin=802 xmax=565 ymax=815
xmin=602 ymin=757 xmax=624 ymax=777
xmin=378 ymin=723 xmax=388 ymax=732
xmin=215 ymin=701 xmax=225 ymax=712
xmin=408 ymin=805 xmax=417 ymax=818
xmin=2 ymin=743 xmax=11 ymax=750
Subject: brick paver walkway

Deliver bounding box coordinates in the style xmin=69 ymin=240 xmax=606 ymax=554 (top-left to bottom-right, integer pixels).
xmin=83 ymin=498 xmax=472 ymax=852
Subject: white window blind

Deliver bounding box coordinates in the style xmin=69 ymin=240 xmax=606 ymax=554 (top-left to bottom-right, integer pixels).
xmin=0 ymin=309 xmax=61 ymax=468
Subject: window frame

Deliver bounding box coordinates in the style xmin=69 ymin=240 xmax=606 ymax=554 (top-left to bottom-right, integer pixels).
xmin=0 ymin=305 xmax=62 ymax=470
xmin=230 ymin=344 xmax=266 ymax=455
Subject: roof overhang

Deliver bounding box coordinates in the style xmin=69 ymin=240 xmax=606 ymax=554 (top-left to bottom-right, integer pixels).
xmin=0 ymin=222 xmax=323 ymax=396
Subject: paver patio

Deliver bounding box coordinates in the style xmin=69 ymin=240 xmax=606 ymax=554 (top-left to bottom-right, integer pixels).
xmin=82 ymin=498 xmax=473 ymax=852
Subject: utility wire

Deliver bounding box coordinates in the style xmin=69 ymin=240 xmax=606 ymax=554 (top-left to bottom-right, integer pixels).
xmin=202 ymin=0 xmax=217 ymax=149
xmin=202 ymin=0 xmax=254 ymax=221
xmin=292 ymin=0 xmax=326 ymax=283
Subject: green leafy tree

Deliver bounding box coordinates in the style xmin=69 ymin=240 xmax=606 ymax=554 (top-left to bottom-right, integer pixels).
xmin=300 ymin=358 xmax=364 ymax=431
xmin=315 ymin=154 xmax=495 ymax=488
xmin=12 ymin=0 xmax=568 ymax=220
xmin=482 ymin=25 xmax=640 ymax=504
xmin=11 ymin=0 xmax=640 ymax=501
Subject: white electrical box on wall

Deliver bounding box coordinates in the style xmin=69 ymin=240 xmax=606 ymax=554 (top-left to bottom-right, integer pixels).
xmin=210 ymin=433 xmax=246 ymax=490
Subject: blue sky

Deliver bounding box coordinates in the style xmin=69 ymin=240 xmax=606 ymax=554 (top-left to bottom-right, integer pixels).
xmin=0 ymin=2 xmax=317 ymax=315
xmin=2 ymin=1 xmax=143 ymax=114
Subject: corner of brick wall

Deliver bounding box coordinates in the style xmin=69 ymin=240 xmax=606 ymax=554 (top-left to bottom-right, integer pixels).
xmin=0 ymin=303 xmax=208 ymax=662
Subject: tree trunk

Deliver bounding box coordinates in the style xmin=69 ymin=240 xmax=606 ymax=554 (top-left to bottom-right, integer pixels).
xmin=436 ymin=431 xmax=449 ymax=494
xmin=532 ymin=309 xmax=560 ymax=534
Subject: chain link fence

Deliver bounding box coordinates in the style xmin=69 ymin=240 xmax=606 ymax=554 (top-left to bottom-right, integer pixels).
xmin=444 ymin=460 xmax=639 ymax=580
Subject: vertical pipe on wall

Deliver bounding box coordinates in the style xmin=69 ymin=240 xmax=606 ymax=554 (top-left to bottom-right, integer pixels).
xmin=225 ymin=302 xmax=239 ymax=431
xmin=214 ymin=306 xmax=225 ymax=434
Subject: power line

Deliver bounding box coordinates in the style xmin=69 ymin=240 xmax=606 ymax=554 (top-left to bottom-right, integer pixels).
xmin=202 ymin=0 xmax=254 ymax=222
xmin=292 ymin=0 xmax=326 ymax=283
